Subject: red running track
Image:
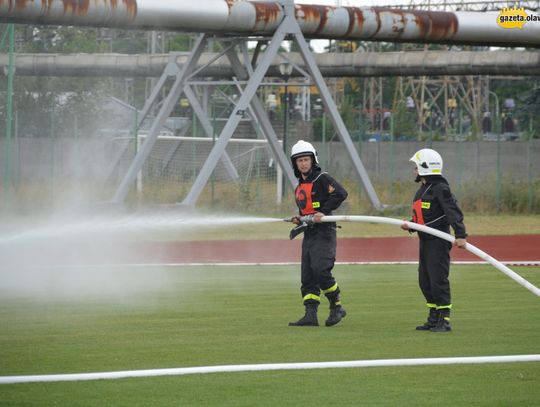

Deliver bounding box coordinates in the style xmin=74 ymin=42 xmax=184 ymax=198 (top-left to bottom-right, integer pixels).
xmin=131 ymin=235 xmax=540 ymax=264
xmin=4 ymin=235 xmax=537 ymax=265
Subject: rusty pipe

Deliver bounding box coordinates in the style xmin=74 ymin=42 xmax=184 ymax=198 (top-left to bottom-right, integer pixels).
xmin=0 ymin=1 xmax=539 ymax=47
xmin=3 ymin=51 xmax=540 ymax=77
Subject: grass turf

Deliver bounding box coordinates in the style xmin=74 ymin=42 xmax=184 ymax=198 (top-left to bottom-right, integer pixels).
xmin=0 ymin=264 xmax=539 ymax=406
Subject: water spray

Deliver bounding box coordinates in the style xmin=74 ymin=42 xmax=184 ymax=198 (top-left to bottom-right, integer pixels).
xmin=0 ymin=214 xmax=283 ymax=245
xmin=284 ymin=215 xmax=540 ymax=298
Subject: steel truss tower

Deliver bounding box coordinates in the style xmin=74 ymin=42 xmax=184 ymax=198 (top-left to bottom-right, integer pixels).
xmin=111 ymin=0 xmax=383 ymax=209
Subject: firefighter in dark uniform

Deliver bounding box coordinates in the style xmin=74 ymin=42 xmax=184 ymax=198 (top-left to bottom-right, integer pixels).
xmin=288 ymin=140 xmax=348 ymax=327
xmin=401 ymin=148 xmax=467 ymax=332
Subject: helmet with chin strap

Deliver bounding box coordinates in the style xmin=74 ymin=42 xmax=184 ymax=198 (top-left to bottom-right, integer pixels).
xmin=409 ymin=148 xmax=443 ymax=176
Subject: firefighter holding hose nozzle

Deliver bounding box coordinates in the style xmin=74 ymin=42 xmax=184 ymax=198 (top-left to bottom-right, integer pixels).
xmin=401 ymin=148 xmax=467 ymax=332
xmin=288 ymin=140 xmax=348 ymax=327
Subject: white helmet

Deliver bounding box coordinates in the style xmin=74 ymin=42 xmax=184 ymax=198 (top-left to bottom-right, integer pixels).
xmin=409 ymin=148 xmax=443 ymax=176
xmin=290 ymin=140 xmax=319 ymax=164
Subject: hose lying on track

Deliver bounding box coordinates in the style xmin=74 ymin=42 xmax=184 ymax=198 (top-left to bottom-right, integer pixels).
xmin=312 ymin=215 xmax=540 ymax=298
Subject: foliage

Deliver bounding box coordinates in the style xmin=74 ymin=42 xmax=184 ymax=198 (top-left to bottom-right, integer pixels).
xmin=8 ymin=76 xmax=112 ymax=138
xmin=311 ymin=96 xmax=357 ymax=142
xmin=165 ymin=34 xmax=194 ymax=52
xmin=0 ymin=26 xmax=116 ymax=138
xmin=482 ymin=77 xmax=540 ymax=139
xmin=14 ymin=26 xmax=110 ymax=53
xmin=391 ymin=100 xmax=416 ymax=139
xmin=4 ymin=25 xmax=538 ymax=143
xmin=1 ymin=27 xmax=202 ymax=139
xmin=518 ymin=82 xmax=540 ymax=139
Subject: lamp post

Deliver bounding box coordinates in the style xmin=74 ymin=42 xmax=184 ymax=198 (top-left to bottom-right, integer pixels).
xmin=3 ymin=24 xmax=14 ymax=207
xmin=489 ymin=90 xmax=501 ymax=212
xmin=279 ymin=62 xmax=293 ymax=156
xmin=488 ymin=91 xmax=500 ymax=135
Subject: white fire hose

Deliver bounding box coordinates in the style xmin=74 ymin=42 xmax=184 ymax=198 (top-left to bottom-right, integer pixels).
xmin=290 ymin=215 xmax=540 ymax=298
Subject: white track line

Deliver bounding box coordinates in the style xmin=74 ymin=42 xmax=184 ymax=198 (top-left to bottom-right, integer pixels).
xmin=2 ymin=355 xmax=539 ymax=384
xmin=41 ymin=261 xmax=540 ymax=268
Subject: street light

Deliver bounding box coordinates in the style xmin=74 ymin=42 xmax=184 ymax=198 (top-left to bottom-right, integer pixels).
xmin=488 ymin=90 xmax=501 ymax=212
xmin=279 ymin=61 xmax=293 ymax=156
xmin=488 ymin=91 xmax=500 ymax=135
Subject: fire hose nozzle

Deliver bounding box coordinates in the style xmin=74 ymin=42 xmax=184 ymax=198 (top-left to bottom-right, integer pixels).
xmin=299 ymin=215 xmax=316 ymax=225
xmin=283 ymin=215 xmax=316 ymax=224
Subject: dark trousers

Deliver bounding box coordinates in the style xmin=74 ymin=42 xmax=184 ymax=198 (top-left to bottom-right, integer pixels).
xmin=300 ymin=226 xmax=338 ymax=305
xmin=418 ymin=238 xmax=452 ymax=307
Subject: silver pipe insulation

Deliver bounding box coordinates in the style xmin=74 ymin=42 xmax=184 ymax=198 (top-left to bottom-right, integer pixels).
xmin=309 ymin=215 xmax=540 ymax=298
xmin=1 ymin=1 xmax=539 ymax=47
xmin=2 ymin=50 xmax=540 ymax=77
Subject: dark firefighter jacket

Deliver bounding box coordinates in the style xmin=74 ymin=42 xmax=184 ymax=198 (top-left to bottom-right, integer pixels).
xmin=295 ymin=166 xmax=348 ymax=228
xmin=411 ymin=175 xmax=467 ymax=240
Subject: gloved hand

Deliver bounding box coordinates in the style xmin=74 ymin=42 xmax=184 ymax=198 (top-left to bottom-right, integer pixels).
xmin=401 ymin=220 xmax=416 ymax=234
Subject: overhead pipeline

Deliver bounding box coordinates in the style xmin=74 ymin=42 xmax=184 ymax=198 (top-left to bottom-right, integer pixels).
xmin=1 ymin=0 xmax=539 ymax=47
xmin=2 ymin=50 xmax=540 ymax=77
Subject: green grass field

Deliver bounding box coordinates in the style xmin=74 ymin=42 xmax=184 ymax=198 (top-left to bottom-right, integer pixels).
xmin=1 ymin=264 xmax=539 ymax=406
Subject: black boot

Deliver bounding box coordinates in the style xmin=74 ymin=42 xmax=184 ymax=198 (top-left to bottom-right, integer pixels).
xmin=289 ymin=304 xmax=319 ymax=326
xmin=431 ymin=310 xmax=451 ymax=332
xmin=416 ymin=308 xmax=439 ymax=331
xmin=325 ymin=305 xmax=346 ymax=327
